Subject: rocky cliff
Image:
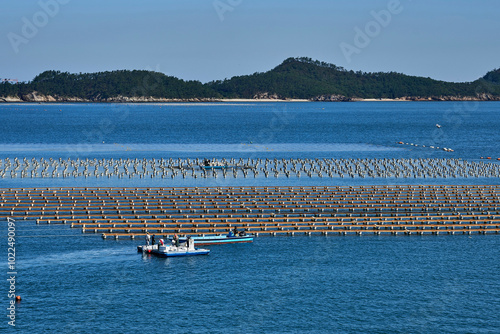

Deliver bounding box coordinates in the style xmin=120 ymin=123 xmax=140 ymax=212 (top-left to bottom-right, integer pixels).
xmin=394 ymin=94 xmax=500 ymax=101
xmin=0 ymin=92 xmax=220 ymax=103
xmin=311 ymin=95 xmax=353 ymax=102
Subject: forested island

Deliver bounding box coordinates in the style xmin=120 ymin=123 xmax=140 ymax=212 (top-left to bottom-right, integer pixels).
xmin=1 ymin=57 xmax=499 ymax=102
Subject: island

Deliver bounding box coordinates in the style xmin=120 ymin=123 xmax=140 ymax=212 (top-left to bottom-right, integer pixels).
xmin=1 ymin=57 xmax=499 ymax=102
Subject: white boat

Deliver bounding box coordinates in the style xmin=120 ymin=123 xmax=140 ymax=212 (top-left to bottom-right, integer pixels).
xmin=175 ymin=233 xmax=253 ymax=245
xmin=138 ymin=238 xmax=210 ymax=257
xmin=436 ymin=124 xmax=442 ymax=128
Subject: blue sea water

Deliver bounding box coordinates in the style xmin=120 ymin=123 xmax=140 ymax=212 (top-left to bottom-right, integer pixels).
xmin=0 ymin=102 xmax=499 ymax=189
xmin=1 ymin=102 xmax=500 ymax=333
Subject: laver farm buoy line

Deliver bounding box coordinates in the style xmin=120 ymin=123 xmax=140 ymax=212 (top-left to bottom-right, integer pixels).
xmin=1 ymin=157 xmax=499 ymax=179
xmin=2 ymin=185 xmax=500 ymax=239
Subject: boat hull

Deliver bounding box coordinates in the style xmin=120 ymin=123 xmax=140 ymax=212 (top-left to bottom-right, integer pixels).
xmin=152 ymin=249 xmax=210 ymax=257
xmin=138 ymin=244 xmax=210 ymax=257
xmin=177 ymin=235 xmax=253 ymax=246
xmin=201 ymin=165 xmax=227 ymax=169
xmin=137 ymin=245 xmax=156 ymax=253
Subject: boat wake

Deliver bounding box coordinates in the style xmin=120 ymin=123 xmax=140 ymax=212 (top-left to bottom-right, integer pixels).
xmin=17 ymin=246 xmax=134 ymax=269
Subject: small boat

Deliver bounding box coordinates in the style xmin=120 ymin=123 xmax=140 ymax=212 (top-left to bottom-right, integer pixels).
xmin=200 ymin=159 xmax=230 ymax=169
xmin=436 ymin=124 xmax=442 ymax=128
xmin=138 ymin=238 xmax=210 ymax=257
xmin=176 ymin=233 xmax=254 ymax=246
xmin=201 ymin=165 xmax=227 ymax=170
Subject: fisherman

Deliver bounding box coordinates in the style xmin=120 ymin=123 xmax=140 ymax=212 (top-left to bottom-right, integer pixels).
xmin=152 ymin=234 xmax=156 ymax=246
xmin=173 ymin=234 xmax=179 ymax=247
xmin=233 ymin=226 xmax=238 ymax=236
xmin=145 ymin=232 xmax=151 ymax=246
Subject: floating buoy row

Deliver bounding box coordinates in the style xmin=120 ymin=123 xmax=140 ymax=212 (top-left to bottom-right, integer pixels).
xmin=397 ymin=141 xmax=454 ymax=152
xmin=0 ymin=157 xmax=499 ymax=179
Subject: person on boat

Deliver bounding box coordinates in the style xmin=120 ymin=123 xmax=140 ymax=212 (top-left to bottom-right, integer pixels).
xmin=239 ymin=229 xmax=247 ymax=236
xmin=152 ymin=234 xmax=156 ymax=246
xmin=233 ymin=226 xmax=238 ymax=236
xmin=145 ymin=232 xmax=151 ymax=246
xmin=228 ymin=230 xmax=234 ymax=237
xmin=173 ymin=234 xmax=179 ymax=247
xmin=204 ymin=158 xmax=210 ymax=167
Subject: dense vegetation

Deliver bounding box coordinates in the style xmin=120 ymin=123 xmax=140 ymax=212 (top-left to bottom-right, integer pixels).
xmin=0 ymin=70 xmax=219 ymax=100
xmin=207 ymin=58 xmax=500 ymax=99
xmin=1 ymin=58 xmax=499 ymax=101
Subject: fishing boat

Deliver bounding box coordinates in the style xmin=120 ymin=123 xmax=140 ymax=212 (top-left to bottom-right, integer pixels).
xmin=138 ymin=238 xmax=210 ymax=257
xmin=175 ymin=233 xmax=254 ymax=246
xmin=201 ymin=159 xmax=230 ymax=169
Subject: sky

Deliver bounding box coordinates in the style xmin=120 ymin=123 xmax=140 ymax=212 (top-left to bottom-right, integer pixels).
xmin=1 ymin=0 xmax=499 ymax=83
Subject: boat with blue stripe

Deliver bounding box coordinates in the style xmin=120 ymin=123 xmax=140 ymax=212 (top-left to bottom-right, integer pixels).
xmin=153 ymin=244 xmax=210 ymax=257
xmin=176 ymin=232 xmax=253 ymax=246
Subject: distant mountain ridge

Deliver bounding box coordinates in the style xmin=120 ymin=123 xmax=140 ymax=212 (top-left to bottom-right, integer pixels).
xmin=1 ymin=57 xmax=499 ymax=102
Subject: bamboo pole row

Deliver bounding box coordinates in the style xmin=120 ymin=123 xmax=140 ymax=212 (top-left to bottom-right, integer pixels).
xmin=1 ymin=185 xmax=499 ymax=238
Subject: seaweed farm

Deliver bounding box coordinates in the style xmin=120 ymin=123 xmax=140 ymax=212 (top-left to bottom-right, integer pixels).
xmin=2 ymin=185 xmax=499 ymax=239
xmin=1 ymin=157 xmax=499 ymax=180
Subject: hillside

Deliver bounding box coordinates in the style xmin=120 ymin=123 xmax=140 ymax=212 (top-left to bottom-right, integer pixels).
xmin=208 ymin=57 xmax=500 ymax=100
xmin=1 ymin=58 xmax=500 ymax=102
xmin=0 ymin=70 xmax=220 ymax=102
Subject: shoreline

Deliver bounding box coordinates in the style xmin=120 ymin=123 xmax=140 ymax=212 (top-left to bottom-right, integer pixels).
xmin=1 ymin=97 xmax=499 ymax=103
xmin=219 ymin=98 xmax=310 ymax=102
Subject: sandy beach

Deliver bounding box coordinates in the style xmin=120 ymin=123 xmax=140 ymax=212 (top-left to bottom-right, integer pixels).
xmin=219 ymin=98 xmax=310 ymax=102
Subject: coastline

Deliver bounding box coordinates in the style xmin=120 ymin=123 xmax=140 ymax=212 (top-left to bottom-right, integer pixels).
xmin=219 ymin=98 xmax=310 ymax=102
xmin=1 ymin=95 xmax=499 ymax=103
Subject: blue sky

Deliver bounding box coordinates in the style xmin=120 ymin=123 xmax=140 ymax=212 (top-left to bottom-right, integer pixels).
xmin=1 ymin=0 xmax=499 ymax=83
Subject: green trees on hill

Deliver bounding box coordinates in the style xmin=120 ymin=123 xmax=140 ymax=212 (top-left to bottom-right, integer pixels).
xmin=207 ymin=57 xmax=491 ymax=99
xmin=1 ymin=70 xmax=219 ymax=100
xmin=1 ymin=58 xmax=499 ymax=101
xmin=483 ymin=69 xmax=500 ymax=85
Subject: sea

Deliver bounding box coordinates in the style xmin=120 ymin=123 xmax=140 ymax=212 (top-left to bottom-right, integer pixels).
xmin=1 ymin=102 xmax=499 ymax=333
